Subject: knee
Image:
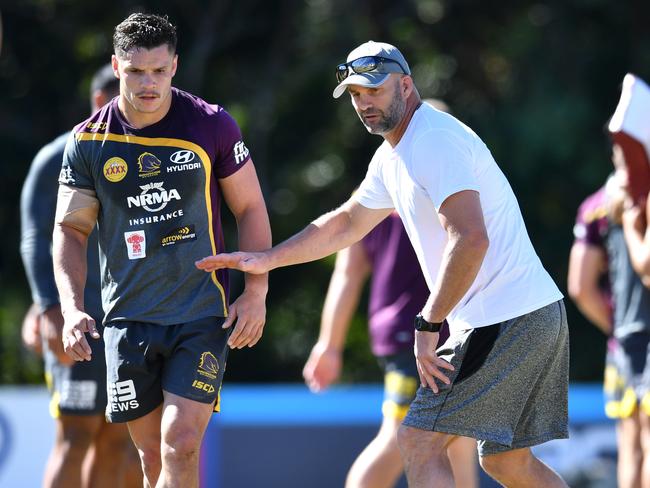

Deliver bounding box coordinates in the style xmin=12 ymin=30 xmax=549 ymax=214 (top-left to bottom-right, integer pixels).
xmin=479 ymin=455 xmax=506 ymax=480
xmin=57 ymin=421 xmax=96 ymax=456
xmin=396 ymin=424 xmax=417 ymax=455
xmin=138 ymin=444 xmax=162 ymax=475
xmin=480 ymin=451 xmax=529 ymax=481
xmin=134 ymin=433 xmax=162 ymax=471
xmin=396 ymin=424 xmax=446 ymax=460
xmin=161 ymin=425 xmax=203 ymax=462
xmin=96 ymin=425 xmax=132 ymax=452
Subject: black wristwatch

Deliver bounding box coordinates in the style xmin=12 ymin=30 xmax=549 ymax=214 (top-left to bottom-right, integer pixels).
xmin=414 ymin=314 xmax=443 ymax=333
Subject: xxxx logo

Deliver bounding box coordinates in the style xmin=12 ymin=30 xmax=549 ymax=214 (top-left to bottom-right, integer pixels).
xmin=103 ymin=157 xmax=128 ymax=182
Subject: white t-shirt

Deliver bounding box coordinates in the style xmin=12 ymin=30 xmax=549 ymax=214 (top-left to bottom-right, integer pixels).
xmin=355 ymin=103 xmax=562 ymax=331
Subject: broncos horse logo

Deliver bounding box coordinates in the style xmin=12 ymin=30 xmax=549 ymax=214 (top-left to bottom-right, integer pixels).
xmin=198 ymin=352 xmax=219 ymax=379
xmin=137 ymin=152 xmax=161 ymax=177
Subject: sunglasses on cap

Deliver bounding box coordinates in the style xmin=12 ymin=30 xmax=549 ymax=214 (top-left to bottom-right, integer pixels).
xmin=335 ymin=56 xmax=408 ymax=84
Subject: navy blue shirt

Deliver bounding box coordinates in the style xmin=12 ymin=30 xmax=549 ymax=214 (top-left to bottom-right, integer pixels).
xmin=21 ymin=132 xmax=103 ymax=319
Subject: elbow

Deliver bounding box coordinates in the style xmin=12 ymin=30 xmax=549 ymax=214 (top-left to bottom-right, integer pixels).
xmin=567 ymin=283 xmax=586 ymax=303
xmin=468 ymin=229 xmax=489 ymax=259
xmin=567 ymin=280 xmax=599 ymax=306
xmin=642 ymin=275 xmax=650 ymax=289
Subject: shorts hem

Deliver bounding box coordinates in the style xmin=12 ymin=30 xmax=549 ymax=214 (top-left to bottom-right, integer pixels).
xmin=402 ymin=418 xmax=504 ymax=445
xmin=401 ymin=419 xmax=569 ymax=455
xmin=480 ymin=430 xmax=570 ymax=456
xmin=163 ymin=385 xmax=218 ymax=405
xmin=57 ymin=408 xmax=106 ymax=417
xmin=106 ymin=399 xmax=162 ymax=424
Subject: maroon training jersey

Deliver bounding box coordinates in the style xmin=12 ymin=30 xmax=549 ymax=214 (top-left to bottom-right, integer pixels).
xmin=362 ymin=212 xmax=448 ymax=356
xmin=59 ymin=88 xmax=251 ymax=325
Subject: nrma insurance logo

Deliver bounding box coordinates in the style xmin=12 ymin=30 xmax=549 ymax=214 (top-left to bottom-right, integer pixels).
xmin=127 ymin=182 xmax=181 ymax=213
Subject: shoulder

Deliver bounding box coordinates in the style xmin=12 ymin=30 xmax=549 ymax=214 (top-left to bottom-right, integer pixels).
xmin=409 ymin=106 xmax=476 ymax=161
xmin=174 ymin=88 xmax=242 ymax=135
xmin=38 ymin=131 xmax=69 ymax=158
xmin=31 ymin=132 xmax=70 ymax=170
xmin=174 ymin=89 xmax=235 ymax=121
xmin=577 ymin=187 xmax=608 ymax=224
xmin=71 ymin=101 xmax=115 ymax=140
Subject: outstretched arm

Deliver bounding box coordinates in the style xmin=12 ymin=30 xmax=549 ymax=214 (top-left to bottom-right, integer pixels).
xmin=219 ymin=161 xmax=272 ymax=349
xmin=303 ymin=242 xmax=371 ymax=392
xmin=195 ymin=197 xmax=391 ymax=274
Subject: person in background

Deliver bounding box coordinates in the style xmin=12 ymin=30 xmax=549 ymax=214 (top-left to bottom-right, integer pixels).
xmin=20 ymin=64 xmax=140 ymax=488
xmin=567 ymin=184 xmax=611 ymax=336
xmin=609 ymin=144 xmax=650 ymax=488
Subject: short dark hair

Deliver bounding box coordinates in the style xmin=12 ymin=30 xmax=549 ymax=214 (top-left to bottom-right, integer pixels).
xmin=113 ymin=13 xmax=177 ymax=58
xmin=90 ymin=64 xmax=119 ymax=99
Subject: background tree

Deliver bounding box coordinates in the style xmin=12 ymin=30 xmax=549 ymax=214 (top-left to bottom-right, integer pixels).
xmin=2 ymin=0 xmax=650 ymax=383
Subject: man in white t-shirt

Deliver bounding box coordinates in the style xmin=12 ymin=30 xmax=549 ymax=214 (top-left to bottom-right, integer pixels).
xmin=196 ymin=41 xmax=568 ymax=488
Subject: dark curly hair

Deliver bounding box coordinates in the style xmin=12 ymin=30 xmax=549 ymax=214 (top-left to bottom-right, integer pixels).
xmin=113 ymin=13 xmax=177 ymax=57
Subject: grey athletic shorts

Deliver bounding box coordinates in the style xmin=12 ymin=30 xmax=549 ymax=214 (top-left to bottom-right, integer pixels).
xmin=103 ymin=316 xmax=229 ymax=423
xmin=403 ymin=300 xmax=569 ymax=456
xmin=43 ymin=321 xmax=107 ymax=416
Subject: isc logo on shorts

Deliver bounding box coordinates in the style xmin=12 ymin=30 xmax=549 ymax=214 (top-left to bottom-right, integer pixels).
xmin=108 ymin=379 xmax=140 ymax=412
xmin=192 ymin=380 xmax=215 ymax=394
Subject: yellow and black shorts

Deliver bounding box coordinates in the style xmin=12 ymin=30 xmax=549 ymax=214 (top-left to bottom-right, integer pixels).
xmin=378 ymin=350 xmax=419 ymax=421
xmin=604 ymin=333 xmax=650 ymax=419
xmin=103 ymin=316 xmax=229 ymax=423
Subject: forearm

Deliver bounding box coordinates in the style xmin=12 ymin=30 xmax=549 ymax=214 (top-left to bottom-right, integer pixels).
xmin=52 ymin=225 xmax=89 ymax=314
xmin=573 ymin=291 xmax=612 ymax=334
xmin=318 ymin=269 xmax=366 ymax=351
xmin=422 ymin=233 xmax=489 ymax=322
xmin=237 ymin=203 xmax=272 ymax=293
xmin=269 ymin=207 xmax=363 ymax=270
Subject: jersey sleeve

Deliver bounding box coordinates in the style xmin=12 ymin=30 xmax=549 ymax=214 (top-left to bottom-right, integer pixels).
xmin=411 ymin=130 xmax=480 ymax=211
xmin=58 ymin=132 xmax=95 ymax=189
xmin=573 ymin=193 xmax=606 ymax=248
xmin=354 ymin=156 xmax=394 ymax=209
xmin=213 ymin=110 xmax=252 ymax=179
xmin=20 ymin=140 xmax=65 ymax=310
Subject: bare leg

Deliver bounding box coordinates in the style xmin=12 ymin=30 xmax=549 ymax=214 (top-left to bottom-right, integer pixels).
xmin=346 ymin=416 xmax=403 ymax=488
xmin=397 ymin=425 xmax=454 ymax=488
xmin=618 ymin=411 xmax=642 ymax=488
xmin=127 ymin=404 xmax=163 ymax=488
xmin=448 ymin=436 xmax=479 ymax=488
xmin=479 ymin=447 xmax=568 ymax=488
xmin=637 ymin=410 xmax=650 ymax=488
xmin=43 ymin=414 xmax=102 ymax=488
xmin=87 ymin=422 xmax=142 ymax=488
xmin=156 ymin=391 xmax=214 ymax=488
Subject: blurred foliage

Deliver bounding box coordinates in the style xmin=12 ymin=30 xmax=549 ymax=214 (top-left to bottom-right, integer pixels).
xmin=2 ymin=0 xmax=650 ymax=385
